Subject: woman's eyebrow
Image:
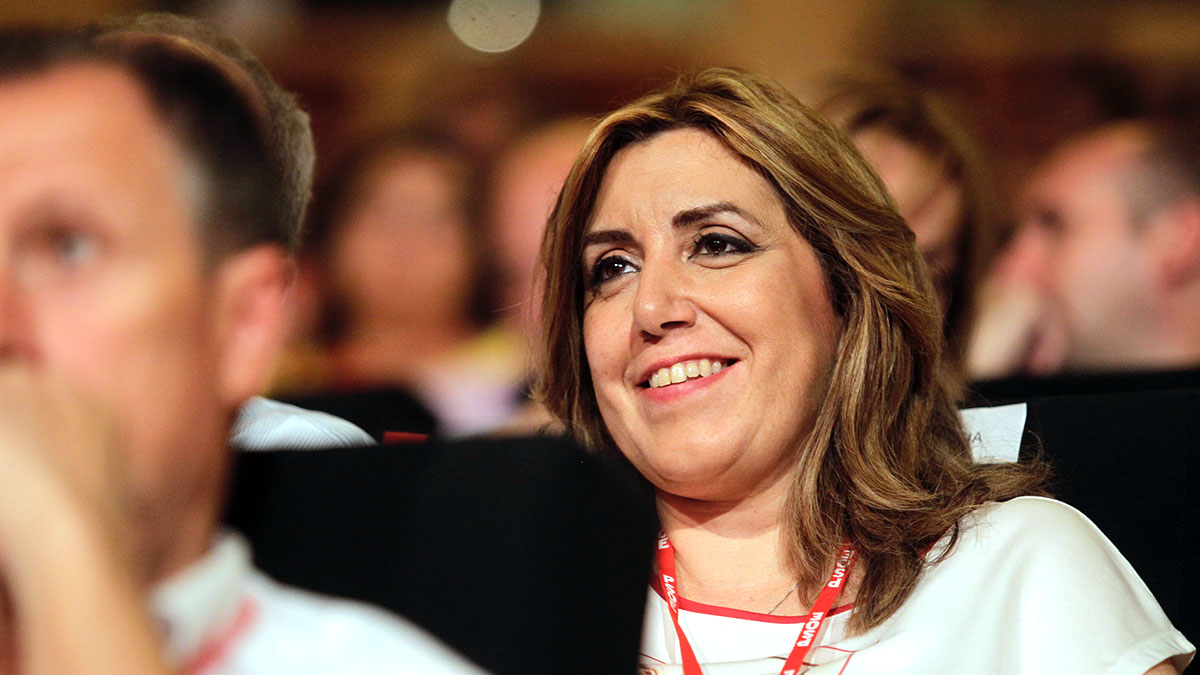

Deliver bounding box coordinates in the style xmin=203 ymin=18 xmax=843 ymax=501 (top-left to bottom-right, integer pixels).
xmin=581 ymin=228 xmax=634 ymax=248
xmin=672 ymin=201 xmax=762 ymax=229
xmin=581 ymin=201 xmax=760 ymax=249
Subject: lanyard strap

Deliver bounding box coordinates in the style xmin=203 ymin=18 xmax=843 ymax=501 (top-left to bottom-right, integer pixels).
xmin=655 ymin=533 xmax=855 ymax=675
xmin=181 ymin=599 xmax=257 ymax=675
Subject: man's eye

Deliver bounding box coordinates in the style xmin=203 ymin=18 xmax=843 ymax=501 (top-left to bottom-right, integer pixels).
xmin=589 ymin=255 xmax=636 ymax=288
xmin=693 ymin=232 xmax=755 ymax=257
xmin=47 ymin=230 xmax=100 ymax=267
xmin=22 ymin=226 xmax=102 ymax=273
xmin=1034 ymin=210 xmax=1064 ymax=236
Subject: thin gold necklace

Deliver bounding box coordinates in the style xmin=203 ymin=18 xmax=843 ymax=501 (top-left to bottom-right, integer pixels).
xmin=766 ymin=581 xmax=800 ymax=615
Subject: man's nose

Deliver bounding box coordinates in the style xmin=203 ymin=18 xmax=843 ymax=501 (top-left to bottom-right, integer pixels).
xmin=0 ymin=272 xmax=34 ymax=361
xmin=632 ymin=260 xmax=696 ymax=339
xmin=993 ymin=224 xmax=1050 ymax=287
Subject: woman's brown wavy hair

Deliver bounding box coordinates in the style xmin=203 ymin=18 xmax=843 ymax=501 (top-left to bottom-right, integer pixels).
xmin=535 ymin=67 xmax=1045 ymax=632
xmin=816 ymin=72 xmax=1002 ymax=388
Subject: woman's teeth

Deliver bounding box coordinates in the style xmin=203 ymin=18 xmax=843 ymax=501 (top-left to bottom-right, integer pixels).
xmin=648 ymin=359 xmax=725 ymax=388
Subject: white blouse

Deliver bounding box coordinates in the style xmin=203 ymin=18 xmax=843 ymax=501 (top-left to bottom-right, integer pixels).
xmin=639 ymin=497 xmax=1194 ymax=674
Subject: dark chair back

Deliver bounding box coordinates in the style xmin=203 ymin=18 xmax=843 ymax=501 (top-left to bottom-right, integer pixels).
xmin=1015 ymin=388 xmax=1199 ymax=644
xmin=225 ymin=436 xmax=657 ymax=674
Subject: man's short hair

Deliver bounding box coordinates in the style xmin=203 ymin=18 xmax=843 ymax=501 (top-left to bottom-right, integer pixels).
xmin=0 ymin=27 xmax=278 ymax=261
xmin=1126 ymin=120 xmax=1200 ymax=226
xmin=97 ymin=12 xmax=315 ymax=252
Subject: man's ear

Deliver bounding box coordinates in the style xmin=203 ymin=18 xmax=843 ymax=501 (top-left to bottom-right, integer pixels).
xmin=1151 ymin=197 xmax=1200 ymax=288
xmin=212 ymin=244 xmax=293 ymax=407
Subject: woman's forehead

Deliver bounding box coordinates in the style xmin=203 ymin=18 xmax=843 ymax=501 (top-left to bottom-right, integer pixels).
xmin=584 ymin=129 xmax=786 ymax=233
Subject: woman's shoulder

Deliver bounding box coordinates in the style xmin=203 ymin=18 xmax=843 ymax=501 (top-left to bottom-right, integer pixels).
xmin=924 ymin=495 xmax=1174 ymax=625
xmin=909 ymin=497 xmax=1194 ymax=673
xmin=969 ymin=493 xmax=1086 ymax=522
xmin=955 ymin=495 xmax=1104 ymax=551
xmin=926 ymin=495 xmax=1129 ymax=589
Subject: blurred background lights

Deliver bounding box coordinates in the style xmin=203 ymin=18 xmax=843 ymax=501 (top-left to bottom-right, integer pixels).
xmin=447 ymin=0 xmax=541 ymax=53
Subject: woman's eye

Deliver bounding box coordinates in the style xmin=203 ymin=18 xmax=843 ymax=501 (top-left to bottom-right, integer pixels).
xmin=693 ymin=232 xmax=755 ymax=258
xmin=589 ymin=254 xmax=636 ymax=288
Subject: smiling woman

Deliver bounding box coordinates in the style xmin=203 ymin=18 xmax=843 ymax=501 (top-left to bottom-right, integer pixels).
xmin=536 ymin=68 xmax=1193 ymax=674
xmin=580 ymin=128 xmax=841 ymax=506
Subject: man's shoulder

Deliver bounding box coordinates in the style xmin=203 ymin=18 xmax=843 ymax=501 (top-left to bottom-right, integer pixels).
xmin=232 ymin=568 xmax=483 ymax=673
xmin=232 ymin=397 xmax=375 ymax=450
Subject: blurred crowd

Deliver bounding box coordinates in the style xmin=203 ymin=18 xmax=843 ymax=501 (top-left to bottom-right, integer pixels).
xmin=266 ymin=62 xmax=1200 ymax=436
xmin=273 ymin=111 xmax=593 ymax=437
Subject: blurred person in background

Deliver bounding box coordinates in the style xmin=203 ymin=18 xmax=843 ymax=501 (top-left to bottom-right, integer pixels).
xmin=0 ymin=27 xmax=479 ymax=673
xmin=969 ymin=120 xmax=1200 ymax=380
xmin=290 ymin=128 xmax=517 ymax=436
xmin=488 ymin=116 xmax=594 ymax=340
xmin=816 ymin=73 xmax=1002 ymax=388
xmin=480 ymin=115 xmax=594 ymax=432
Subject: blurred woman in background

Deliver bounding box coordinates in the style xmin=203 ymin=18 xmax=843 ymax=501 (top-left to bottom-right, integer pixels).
xmin=816 ymin=74 xmax=1001 ymax=386
xmin=284 ymin=129 xmax=524 ymax=436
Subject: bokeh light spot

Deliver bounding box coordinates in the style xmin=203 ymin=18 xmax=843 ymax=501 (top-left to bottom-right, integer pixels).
xmin=447 ymin=0 xmax=541 ymax=53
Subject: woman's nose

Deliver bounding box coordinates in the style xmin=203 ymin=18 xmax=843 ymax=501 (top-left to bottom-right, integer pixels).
xmin=631 ymin=261 xmax=696 ymax=338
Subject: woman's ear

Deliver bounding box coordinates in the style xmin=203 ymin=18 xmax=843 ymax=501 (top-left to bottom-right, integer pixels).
xmin=211 ymin=244 xmax=293 ymax=407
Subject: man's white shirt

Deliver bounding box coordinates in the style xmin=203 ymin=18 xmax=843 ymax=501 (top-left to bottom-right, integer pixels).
xmin=152 ymin=533 xmax=485 ymax=674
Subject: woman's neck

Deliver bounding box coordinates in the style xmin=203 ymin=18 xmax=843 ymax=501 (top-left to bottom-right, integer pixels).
xmin=656 ymin=482 xmax=803 ymax=614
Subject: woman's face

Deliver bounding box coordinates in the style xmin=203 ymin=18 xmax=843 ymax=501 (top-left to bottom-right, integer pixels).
xmin=330 ymin=150 xmax=473 ymax=326
xmin=580 ymin=128 xmax=841 ymax=502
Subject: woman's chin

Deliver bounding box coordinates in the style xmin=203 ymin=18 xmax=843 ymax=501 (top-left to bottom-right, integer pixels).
xmin=646 ymin=467 xmax=750 ymax=503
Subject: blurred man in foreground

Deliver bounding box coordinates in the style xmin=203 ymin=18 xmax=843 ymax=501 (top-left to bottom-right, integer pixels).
xmin=96 ymin=12 xmax=375 ymax=449
xmin=969 ymin=120 xmax=1200 ymax=380
xmin=0 ymin=30 xmax=477 ymax=673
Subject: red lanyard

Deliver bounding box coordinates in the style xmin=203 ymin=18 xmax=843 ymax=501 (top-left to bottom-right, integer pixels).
xmin=656 ymin=533 xmax=855 ymax=675
xmin=181 ymin=599 xmax=257 ymax=674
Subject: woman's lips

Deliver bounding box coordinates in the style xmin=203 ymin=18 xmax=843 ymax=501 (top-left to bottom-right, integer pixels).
xmin=639 ymin=359 xmax=737 ymax=401
xmin=644 ymin=357 xmax=730 ymax=388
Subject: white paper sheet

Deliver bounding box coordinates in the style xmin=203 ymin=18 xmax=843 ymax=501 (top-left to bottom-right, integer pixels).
xmin=960 ymin=403 xmax=1027 ymax=464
